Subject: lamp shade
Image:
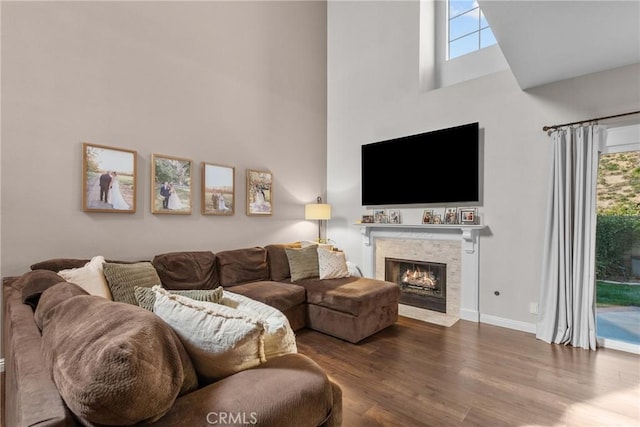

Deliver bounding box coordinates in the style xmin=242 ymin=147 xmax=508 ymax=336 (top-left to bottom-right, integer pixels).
xmin=305 ymin=203 xmax=332 ymax=220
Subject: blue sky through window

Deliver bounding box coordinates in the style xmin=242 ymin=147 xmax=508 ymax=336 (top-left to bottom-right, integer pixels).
xmin=448 ymin=0 xmax=497 ymax=59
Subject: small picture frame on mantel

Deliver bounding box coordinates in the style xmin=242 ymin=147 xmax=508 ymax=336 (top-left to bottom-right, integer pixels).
xmin=459 ymin=208 xmax=478 ymax=225
xmin=388 ymin=209 xmax=401 ymax=224
xmin=444 ymin=208 xmax=458 ymax=225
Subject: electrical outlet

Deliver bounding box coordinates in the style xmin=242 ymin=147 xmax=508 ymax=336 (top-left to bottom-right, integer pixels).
xmin=529 ymin=302 xmax=539 ymax=315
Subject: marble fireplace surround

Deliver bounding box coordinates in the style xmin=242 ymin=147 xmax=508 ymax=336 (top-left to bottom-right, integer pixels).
xmin=359 ymin=224 xmax=485 ymax=326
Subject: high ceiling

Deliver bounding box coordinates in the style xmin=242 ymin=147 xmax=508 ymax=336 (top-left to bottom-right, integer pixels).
xmin=478 ymin=0 xmax=640 ymax=90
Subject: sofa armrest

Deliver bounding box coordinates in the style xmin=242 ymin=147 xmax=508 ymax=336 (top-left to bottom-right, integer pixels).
xmin=3 ymin=282 xmax=79 ymax=427
xmin=153 ymin=353 xmax=339 ymax=427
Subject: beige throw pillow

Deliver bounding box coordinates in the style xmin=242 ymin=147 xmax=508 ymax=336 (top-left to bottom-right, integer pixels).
xmin=58 ymin=256 xmax=112 ymax=300
xmin=103 ymin=262 xmax=161 ymax=306
xmin=317 ymin=248 xmax=350 ymax=280
xmin=152 ymin=286 xmax=266 ymax=384
xmin=220 ymin=291 xmax=297 ymax=359
xmin=285 ymin=246 xmax=319 ymax=282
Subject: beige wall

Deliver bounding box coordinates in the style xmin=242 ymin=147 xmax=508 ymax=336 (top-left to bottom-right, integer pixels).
xmin=1 ymin=1 xmax=327 ymax=277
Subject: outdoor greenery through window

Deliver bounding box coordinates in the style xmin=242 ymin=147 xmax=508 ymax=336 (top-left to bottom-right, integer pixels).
xmin=448 ymin=1 xmax=497 ymax=60
xmin=595 ymin=151 xmax=640 ymax=309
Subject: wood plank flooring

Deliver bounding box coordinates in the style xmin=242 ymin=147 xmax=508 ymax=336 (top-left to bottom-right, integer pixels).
xmin=296 ymin=316 xmax=640 ymax=427
xmin=1 ymin=318 xmax=638 ymax=426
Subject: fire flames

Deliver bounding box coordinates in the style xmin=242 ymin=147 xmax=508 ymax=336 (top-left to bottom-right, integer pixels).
xmin=401 ymin=269 xmax=437 ymax=289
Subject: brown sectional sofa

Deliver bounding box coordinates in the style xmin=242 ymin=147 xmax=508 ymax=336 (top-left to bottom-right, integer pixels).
xmin=3 ymin=242 xmax=400 ymax=427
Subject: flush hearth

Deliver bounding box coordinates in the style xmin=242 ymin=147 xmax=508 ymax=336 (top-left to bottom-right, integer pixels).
xmin=385 ymin=257 xmax=446 ymax=313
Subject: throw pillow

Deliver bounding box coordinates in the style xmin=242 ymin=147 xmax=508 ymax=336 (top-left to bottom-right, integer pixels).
xmin=39 ymin=291 xmax=198 ymax=425
xmin=134 ymin=286 xmax=224 ymax=312
xmin=300 ymin=240 xmax=334 ymax=251
xmin=103 ymin=262 xmax=161 ymax=306
xmin=285 ymin=246 xmax=319 ymax=282
xmin=58 ymin=255 xmax=112 ymax=300
xmin=221 ymin=290 xmax=297 ymax=359
xmin=317 ymin=248 xmax=350 ymax=280
xmin=152 ymin=286 xmax=266 ymax=384
xmin=16 ymin=270 xmax=66 ymax=309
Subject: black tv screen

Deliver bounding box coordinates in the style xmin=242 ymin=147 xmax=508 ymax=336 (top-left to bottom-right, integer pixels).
xmin=361 ymin=122 xmax=479 ymax=206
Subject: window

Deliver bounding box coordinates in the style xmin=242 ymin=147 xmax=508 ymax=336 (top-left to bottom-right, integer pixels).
xmin=448 ymin=1 xmax=497 ymax=60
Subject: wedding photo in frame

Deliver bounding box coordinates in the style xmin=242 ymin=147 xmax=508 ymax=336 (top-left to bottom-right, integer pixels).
xmin=421 ymin=209 xmax=434 ymax=224
xmin=202 ymin=162 xmax=235 ymax=216
xmin=82 ymin=142 xmax=136 ymax=213
xmin=460 ymin=208 xmax=478 ymax=225
xmin=388 ymin=209 xmax=401 ymax=224
xmin=444 ymin=207 xmax=458 ymax=225
xmin=246 ymin=169 xmax=272 ymax=216
xmin=151 ymin=154 xmax=192 ymax=215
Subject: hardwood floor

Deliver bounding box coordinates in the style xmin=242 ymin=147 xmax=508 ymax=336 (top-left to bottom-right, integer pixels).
xmin=1 ymin=318 xmax=637 ymax=426
xmin=296 ymin=316 xmax=640 ymax=427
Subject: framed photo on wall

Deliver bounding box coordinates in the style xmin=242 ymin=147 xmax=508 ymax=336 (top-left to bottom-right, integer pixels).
xmin=246 ymin=169 xmax=272 ymax=216
xmin=202 ymin=162 xmax=235 ymax=216
xmin=82 ymin=142 xmax=136 ymax=213
xmin=152 ymin=154 xmax=192 ymax=215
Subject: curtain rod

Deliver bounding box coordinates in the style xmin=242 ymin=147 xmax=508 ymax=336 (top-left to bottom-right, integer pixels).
xmin=542 ymin=110 xmax=640 ymax=132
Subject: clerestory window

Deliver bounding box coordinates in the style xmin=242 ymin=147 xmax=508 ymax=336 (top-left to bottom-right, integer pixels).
xmin=448 ymin=1 xmax=497 ymax=60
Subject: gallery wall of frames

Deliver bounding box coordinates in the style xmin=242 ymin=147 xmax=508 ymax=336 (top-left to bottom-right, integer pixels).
xmin=82 ymin=142 xmax=273 ymax=217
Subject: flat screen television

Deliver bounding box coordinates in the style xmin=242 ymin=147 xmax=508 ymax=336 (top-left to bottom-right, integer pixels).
xmin=361 ymin=122 xmax=479 ymax=206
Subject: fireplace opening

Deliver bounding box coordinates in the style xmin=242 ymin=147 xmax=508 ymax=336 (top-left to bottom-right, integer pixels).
xmin=385 ymin=257 xmax=446 ymax=313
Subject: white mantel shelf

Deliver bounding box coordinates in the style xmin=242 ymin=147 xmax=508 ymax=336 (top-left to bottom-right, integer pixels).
xmin=357 ymin=223 xmax=486 ymax=254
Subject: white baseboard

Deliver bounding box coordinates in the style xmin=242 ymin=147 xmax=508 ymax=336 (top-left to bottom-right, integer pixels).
xmin=0 ymin=358 xmax=4 ymax=373
xmin=480 ymin=313 xmax=537 ymax=334
xmin=597 ymin=338 xmax=640 ymax=355
xmin=459 ymin=308 xmax=480 ymax=323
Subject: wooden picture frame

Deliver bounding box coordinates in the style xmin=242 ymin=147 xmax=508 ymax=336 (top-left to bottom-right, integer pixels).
xmin=246 ymin=169 xmax=272 ymax=216
xmin=202 ymin=162 xmax=235 ymax=216
xmin=421 ymin=209 xmax=434 ymax=224
xmin=444 ymin=207 xmax=458 ymax=225
xmin=82 ymin=142 xmax=136 ymax=213
xmin=459 ymin=208 xmax=478 ymax=225
xmin=151 ymin=154 xmax=192 ymax=215
xmin=362 ymin=214 xmax=374 ymax=224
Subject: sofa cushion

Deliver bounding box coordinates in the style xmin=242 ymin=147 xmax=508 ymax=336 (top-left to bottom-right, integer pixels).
xmin=223 ymin=280 xmax=306 ymax=313
xmin=216 ymin=247 xmax=269 ymax=287
xmin=57 ymin=255 xmax=112 ymax=300
xmin=39 ymin=289 xmax=198 ymax=425
xmin=221 ymin=290 xmax=297 ymax=359
xmin=152 ymin=287 xmax=266 ymax=384
xmin=152 ymin=251 xmax=219 ymax=290
xmin=16 ymin=270 xmax=66 ymax=308
xmin=30 ymin=258 xmax=89 ymax=272
xmin=265 ymin=242 xmax=301 ymax=281
xmin=317 ymin=248 xmax=350 ymax=280
xmin=103 ymin=261 xmax=162 ymax=305
xmin=296 ymin=276 xmax=401 ymax=316
xmin=34 ymin=282 xmax=90 ymax=331
xmin=134 ymin=286 xmax=224 ymax=312
xmin=285 ymin=245 xmax=319 ymax=282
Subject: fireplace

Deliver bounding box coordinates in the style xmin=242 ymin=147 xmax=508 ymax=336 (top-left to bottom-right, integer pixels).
xmin=385 ymin=257 xmax=446 ymax=313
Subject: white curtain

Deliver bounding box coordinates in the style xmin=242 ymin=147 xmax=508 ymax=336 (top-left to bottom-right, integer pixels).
xmin=536 ymin=124 xmax=607 ymax=350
